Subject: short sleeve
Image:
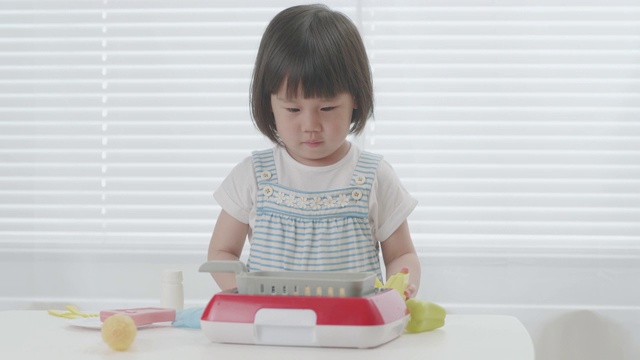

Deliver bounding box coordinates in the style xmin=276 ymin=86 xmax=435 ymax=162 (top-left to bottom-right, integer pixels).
xmin=213 ymin=156 xmax=256 ymax=224
xmin=369 ymin=159 xmax=418 ymax=242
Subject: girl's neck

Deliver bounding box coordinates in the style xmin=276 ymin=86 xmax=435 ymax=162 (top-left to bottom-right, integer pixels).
xmin=284 ymin=141 xmax=352 ymax=167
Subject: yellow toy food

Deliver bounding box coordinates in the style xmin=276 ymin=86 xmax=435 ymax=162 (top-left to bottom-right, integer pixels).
xmin=377 ymin=270 xmax=447 ymax=333
xmin=48 ymin=304 xmax=98 ymax=319
xmin=405 ymin=298 xmax=446 ymax=333
xmin=384 ymin=271 xmax=410 ymax=300
xmin=101 ymin=314 xmax=137 ymax=351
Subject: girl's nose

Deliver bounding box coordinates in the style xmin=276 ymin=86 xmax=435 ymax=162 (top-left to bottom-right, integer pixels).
xmin=301 ymin=111 xmax=321 ymax=132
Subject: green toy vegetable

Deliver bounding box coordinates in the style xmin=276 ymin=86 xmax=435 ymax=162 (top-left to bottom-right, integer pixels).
xmin=405 ymin=299 xmax=446 ymax=333
xmin=377 ymin=271 xmax=447 ymax=333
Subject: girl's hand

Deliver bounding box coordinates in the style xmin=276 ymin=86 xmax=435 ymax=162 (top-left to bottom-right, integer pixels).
xmin=399 ymin=267 xmax=418 ymax=299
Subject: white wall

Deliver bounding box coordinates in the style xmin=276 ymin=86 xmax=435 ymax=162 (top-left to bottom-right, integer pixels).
xmin=2 ymin=245 xmax=638 ymax=360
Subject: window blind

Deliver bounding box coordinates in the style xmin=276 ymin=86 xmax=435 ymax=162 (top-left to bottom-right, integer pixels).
xmin=1 ymin=1 xmax=639 ymax=255
xmin=363 ymin=1 xmax=640 ymax=253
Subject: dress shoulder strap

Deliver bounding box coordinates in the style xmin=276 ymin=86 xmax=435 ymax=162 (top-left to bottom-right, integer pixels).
xmin=251 ymin=149 xmax=278 ymax=184
xmin=349 ymin=151 xmax=383 ymax=188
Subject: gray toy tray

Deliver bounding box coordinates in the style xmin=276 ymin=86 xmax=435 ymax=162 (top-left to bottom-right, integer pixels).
xmin=199 ymin=260 xmax=376 ymax=297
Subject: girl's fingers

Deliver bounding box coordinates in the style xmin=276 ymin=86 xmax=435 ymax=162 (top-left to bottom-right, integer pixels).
xmin=404 ymin=284 xmax=417 ymax=299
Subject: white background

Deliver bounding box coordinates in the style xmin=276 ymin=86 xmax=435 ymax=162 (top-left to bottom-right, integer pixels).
xmin=1 ymin=1 xmax=639 ymax=359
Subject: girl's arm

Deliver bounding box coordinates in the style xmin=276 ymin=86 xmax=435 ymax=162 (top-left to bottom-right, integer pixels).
xmin=207 ymin=210 xmax=249 ymax=291
xmin=380 ymin=219 xmax=421 ymax=298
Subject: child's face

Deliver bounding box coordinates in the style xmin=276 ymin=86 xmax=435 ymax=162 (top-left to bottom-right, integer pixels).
xmin=271 ymin=85 xmax=355 ymax=166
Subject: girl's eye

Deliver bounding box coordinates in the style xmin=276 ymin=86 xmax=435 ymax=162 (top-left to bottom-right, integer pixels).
xmin=321 ymin=106 xmax=336 ymax=111
xmin=286 ymin=108 xmax=300 ymax=113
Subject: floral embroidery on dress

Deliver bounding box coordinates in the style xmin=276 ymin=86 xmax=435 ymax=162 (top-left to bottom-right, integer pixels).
xmin=296 ymin=197 xmax=309 ymax=209
xmin=310 ymin=197 xmax=323 ymax=210
xmin=336 ymin=194 xmax=350 ymax=207
xmin=263 ymin=189 xmax=363 ymax=209
xmin=284 ymin=194 xmax=297 ymax=207
xmin=274 ymin=191 xmax=286 ymax=204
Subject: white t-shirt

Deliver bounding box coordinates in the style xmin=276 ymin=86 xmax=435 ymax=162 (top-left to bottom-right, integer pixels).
xmin=214 ymin=143 xmax=418 ymax=243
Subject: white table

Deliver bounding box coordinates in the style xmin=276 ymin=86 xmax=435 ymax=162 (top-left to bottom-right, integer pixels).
xmin=0 ymin=311 xmax=534 ymax=359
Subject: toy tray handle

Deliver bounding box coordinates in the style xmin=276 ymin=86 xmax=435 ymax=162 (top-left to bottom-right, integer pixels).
xmin=198 ymin=260 xmax=248 ymax=275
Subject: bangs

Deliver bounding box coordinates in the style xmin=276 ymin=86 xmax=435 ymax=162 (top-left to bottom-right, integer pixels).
xmin=277 ymin=51 xmax=351 ymax=100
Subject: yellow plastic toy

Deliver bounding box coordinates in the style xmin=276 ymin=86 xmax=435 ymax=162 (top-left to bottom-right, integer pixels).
xmin=47 ymin=305 xmax=98 ymax=319
xmin=377 ymin=271 xmax=446 ymax=333
xmin=405 ymin=298 xmax=446 ymax=333
xmin=101 ymin=314 xmax=137 ymax=351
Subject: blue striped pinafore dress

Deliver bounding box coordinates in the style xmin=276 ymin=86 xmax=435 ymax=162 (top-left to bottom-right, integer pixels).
xmin=248 ymin=149 xmax=383 ymax=280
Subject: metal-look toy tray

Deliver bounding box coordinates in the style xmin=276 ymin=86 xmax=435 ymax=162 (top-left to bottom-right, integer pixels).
xmin=199 ymin=260 xmax=376 ymax=297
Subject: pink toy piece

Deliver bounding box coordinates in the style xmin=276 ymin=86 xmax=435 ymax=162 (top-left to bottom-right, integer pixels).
xmin=100 ymin=307 xmax=176 ymax=326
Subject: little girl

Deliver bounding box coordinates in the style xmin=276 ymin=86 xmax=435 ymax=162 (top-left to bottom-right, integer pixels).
xmin=208 ymin=4 xmax=421 ymax=297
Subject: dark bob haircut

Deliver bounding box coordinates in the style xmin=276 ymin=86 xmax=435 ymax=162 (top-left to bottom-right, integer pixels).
xmin=250 ymin=4 xmax=374 ymax=144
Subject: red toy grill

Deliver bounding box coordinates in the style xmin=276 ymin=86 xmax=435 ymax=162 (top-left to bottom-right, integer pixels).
xmin=199 ymin=261 xmax=409 ymax=348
